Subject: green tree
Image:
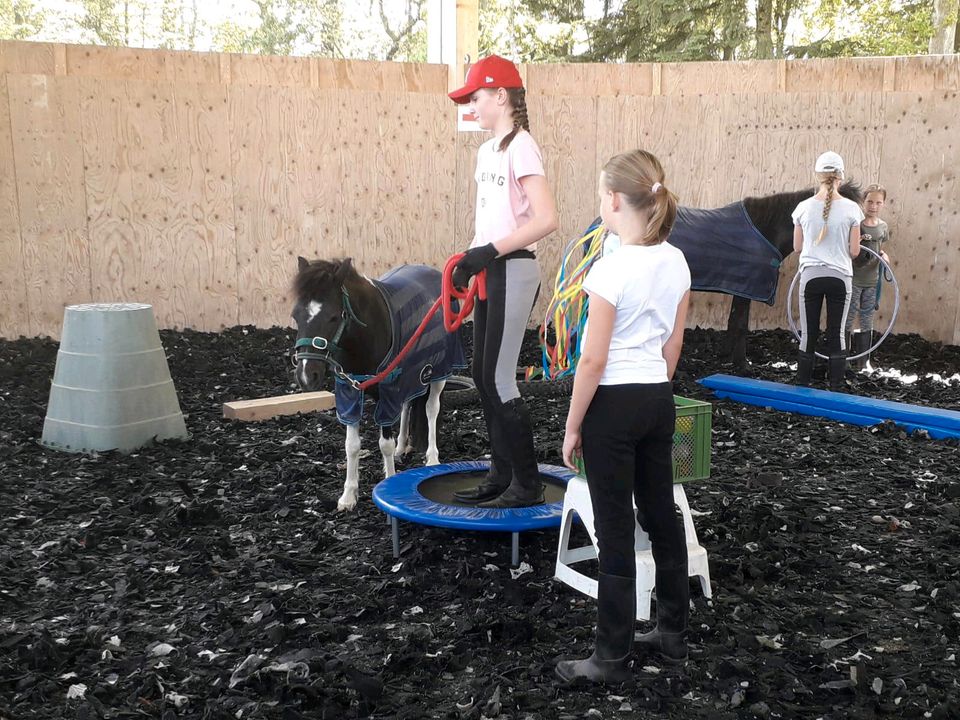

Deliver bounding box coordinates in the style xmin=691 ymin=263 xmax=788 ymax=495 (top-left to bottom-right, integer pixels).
xmin=790 ymin=0 xmax=935 ymax=56
xmin=0 ymin=0 xmax=45 ymax=40
xmin=479 ymin=0 xmax=585 ymax=61
xmin=79 ymin=0 xmax=133 ymax=46
xmin=586 ymin=0 xmax=751 ymax=62
xmin=212 ymin=0 xmax=342 ymax=56
xmin=377 ymin=0 xmax=425 ymax=60
xmin=159 ymin=0 xmax=199 ymax=50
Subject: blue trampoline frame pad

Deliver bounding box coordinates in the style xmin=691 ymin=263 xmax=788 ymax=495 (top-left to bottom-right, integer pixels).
xmin=372 ymin=460 xmax=575 ymax=531
xmin=700 ymin=374 xmax=960 ymax=440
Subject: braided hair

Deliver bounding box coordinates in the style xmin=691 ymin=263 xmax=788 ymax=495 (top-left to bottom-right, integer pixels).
xmin=498 ymin=88 xmax=530 ymax=152
xmin=815 ymin=171 xmax=842 ymax=244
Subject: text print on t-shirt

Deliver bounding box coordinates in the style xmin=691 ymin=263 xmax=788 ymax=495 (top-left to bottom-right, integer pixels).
xmin=478 ymin=172 xmax=506 ymax=208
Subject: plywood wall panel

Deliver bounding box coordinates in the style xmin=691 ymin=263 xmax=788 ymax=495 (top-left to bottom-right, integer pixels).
xmin=876 ymin=92 xmax=960 ymax=345
xmin=82 ymin=79 xmax=236 ymax=331
xmin=0 ymin=40 xmax=58 ymax=75
xmin=229 ymin=53 xmax=313 ymax=88
xmin=0 ymin=74 xmax=28 ymax=337
xmin=231 ymin=86 xmax=342 ymax=327
xmin=894 ymin=55 xmax=960 ymax=92
xmin=529 ymin=95 xmax=598 ymax=329
xmin=786 ymin=58 xmax=888 ymax=93
xmin=7 ymin=75 xmax=90 ymax=337
xmin=454 ymin=132 xmax=485 ymax=255
xmin=366 ymin=92 xmax=456 ymax=277
xmin=526 ymin=63 xmax=654 ymax=97
xmin=661 ymin=60 xmax=779 ymax=96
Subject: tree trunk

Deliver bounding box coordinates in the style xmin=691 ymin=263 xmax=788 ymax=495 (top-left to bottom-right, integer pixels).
xmin=955 ymin=9 xmax=960 ymax=52
xmin=928 ymin=0 xmax=958 ymax=54
xmin=755 ymin=0 xmax=774 ymax=59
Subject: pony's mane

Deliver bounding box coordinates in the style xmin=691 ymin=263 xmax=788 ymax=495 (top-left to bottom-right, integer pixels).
xmin=293 ymin=258 xmax=358 ymax=302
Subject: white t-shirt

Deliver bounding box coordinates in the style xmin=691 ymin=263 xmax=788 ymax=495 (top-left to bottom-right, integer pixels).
xmin=792 ymin=196 xmax=864 ymax=276
xmin=472 ymin=130 xmax=545 ymax=252
xmin=582 ymin=242 xmax=691 ymax=385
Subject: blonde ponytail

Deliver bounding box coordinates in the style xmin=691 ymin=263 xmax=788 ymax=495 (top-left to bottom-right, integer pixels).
xmin=602 ymin=149 xmax=678 ymax=245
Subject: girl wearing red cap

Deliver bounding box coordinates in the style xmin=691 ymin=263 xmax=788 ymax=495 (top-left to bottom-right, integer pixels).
xmin=448 ymin=55 xmax=558 ymax=508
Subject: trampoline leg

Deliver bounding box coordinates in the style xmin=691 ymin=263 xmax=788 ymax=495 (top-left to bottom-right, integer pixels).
xmin=512 ymin=532 xmax=519 ymax=567
xmin=391 ymin=516 xmax=400 ymax=559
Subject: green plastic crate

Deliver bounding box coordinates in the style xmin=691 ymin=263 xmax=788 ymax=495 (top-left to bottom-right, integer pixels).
xmin=570 ymin=395 xmax=712 ymax=483
xmin=574 ymin=395 xmax=713 ymax=483
xmin=672 ymin=395 xmax=712 ymax=482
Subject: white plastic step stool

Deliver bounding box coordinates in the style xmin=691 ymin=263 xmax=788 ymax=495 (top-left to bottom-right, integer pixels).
xmin=555 ymin=475 xmax=712 ymax=621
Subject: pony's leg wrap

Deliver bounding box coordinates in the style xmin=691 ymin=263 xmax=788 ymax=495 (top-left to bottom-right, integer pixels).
xmin=338 ymin=423 xmax=362 ymax=511
xmin=424 ymin=380 xmax=445 ymax=466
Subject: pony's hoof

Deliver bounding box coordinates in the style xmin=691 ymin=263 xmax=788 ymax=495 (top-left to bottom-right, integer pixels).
xmin=425 ymin=454 xmax=440 ymax=466
xmin=337 ymin=496 xmax=357 ymax=512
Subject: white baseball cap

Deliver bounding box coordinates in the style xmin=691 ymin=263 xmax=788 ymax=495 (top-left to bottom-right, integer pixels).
xmin=815 ymin=151 xmax=845 ymax=175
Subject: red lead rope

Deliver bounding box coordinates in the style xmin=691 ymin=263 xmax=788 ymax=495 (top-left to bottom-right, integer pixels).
xmin=357 ymin=253 xmax=486 ymax=391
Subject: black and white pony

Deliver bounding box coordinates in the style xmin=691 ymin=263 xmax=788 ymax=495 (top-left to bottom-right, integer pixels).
xmin=291 ymin=257 xmax=464 ymax=511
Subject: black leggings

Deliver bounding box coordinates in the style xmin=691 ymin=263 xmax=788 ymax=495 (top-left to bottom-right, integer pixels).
xmin=799 ymin=272 xmax=851 ymax=354
xmin=581 ymin=383 xmax=687 ymax=579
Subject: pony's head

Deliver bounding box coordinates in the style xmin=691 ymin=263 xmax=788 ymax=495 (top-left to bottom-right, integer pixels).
xmin=291 ymin=256 xmax=360 ymax=392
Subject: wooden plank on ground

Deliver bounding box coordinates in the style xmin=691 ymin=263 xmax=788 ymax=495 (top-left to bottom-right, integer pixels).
xmin=223 ymin=391 xmax=336 ymax=421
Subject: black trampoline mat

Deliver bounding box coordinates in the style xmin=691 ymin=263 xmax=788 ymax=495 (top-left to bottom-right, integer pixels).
xmin=418 ymin=470 xmax=567 ymax=507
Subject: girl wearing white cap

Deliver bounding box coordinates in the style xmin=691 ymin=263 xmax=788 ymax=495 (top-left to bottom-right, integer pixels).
xmin=447 ymin=56 xmax=559 ymax=507
xmin=791 ymin=151 xmax=862 ymax=389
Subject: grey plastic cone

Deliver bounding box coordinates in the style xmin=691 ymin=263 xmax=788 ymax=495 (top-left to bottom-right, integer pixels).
xmin=41 ymin=303 xmax=189 ymax=453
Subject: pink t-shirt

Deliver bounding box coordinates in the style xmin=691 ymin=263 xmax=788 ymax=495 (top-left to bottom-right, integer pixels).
xmin=472 ymin=130 xmax=546 ymax=251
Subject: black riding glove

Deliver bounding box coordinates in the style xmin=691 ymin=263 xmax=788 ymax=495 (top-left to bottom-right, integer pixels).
xmin=452 ymin=244 xmax=498 ymax=289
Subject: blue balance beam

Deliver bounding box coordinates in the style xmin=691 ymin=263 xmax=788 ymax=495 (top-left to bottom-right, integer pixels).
xmin=699 ymin=374 xmax=960 ymax=440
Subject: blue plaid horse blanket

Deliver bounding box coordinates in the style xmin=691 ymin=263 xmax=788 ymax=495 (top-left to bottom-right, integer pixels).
xmin=669 ymin=201 xmax=783 ymax=304
xmin=335 ymin=265 xmax=466 ymax=426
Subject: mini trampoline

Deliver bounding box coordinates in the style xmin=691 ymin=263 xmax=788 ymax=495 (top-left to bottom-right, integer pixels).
xmin=372 ymin=460 xmax=574 ymax=565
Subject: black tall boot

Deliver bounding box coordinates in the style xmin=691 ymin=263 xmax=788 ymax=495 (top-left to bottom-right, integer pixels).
xmin=795 ymin=351 xmax=815 ymax=387
xmin=851 ymin=330 xmax=871 ymax=371
xmin=634 ymin=560 xmax=690 ymax=664
xmin=453 ymin=403 xmax=512 ymax=503
xmin=556 ymin=572 xmax=636 ymax=684
xmin=829 ymin=352 xmax=847 ymax=391
xmin=478 ymin=398 xmax=543 ymax=508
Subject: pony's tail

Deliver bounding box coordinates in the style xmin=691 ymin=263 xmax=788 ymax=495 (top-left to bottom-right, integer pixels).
xmin=407 ymin=392 xmax=430 ymax=454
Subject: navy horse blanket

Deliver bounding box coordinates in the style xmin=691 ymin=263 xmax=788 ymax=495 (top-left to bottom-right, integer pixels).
xmin=670 ymin=201 xmax=783 ymax=304
xmin=335 ymin=265 xmax=466 ymax=426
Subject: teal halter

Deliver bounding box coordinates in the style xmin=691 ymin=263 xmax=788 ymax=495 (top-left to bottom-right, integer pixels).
xmin=294 ymin=288 xmax=366 ymax=368
xmin=293 ymin=288 xmax=400 ymax=390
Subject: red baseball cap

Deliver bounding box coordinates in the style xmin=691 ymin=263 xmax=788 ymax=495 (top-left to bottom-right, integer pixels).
xmin=448 ymin=54 xmax=523 ymax=105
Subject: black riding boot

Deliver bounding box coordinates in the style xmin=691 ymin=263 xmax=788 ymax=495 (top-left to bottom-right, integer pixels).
xmin=829 ymin=352 xmax=847 ymax=391
xmin=556 ymin=572 xmax=635 ymax=684
xmin=795 ymin=351 xmax=815 ymax=387
xmin=851 ymin=330 xmax=871 ymax=371
xmin=634 ymin=561 xmax=690 ymax=664
xmin=453 ymin=405 xmax=512 ymax=503
xmin=478 ymin=398 xmax=543 ymax=508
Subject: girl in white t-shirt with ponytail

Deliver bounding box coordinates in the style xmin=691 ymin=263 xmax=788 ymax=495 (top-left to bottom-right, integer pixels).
xmin=558 ymin=149 xmax=692 ymax=684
